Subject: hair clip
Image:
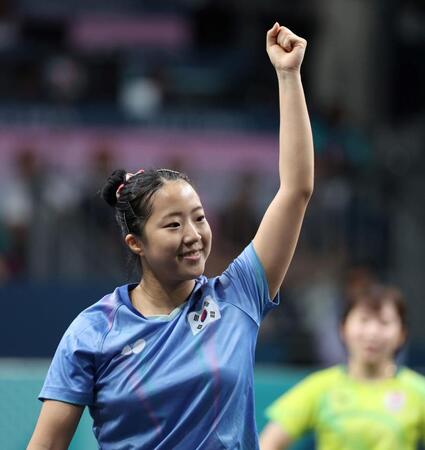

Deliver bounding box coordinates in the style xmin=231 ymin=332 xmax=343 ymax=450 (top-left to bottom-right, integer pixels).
xmin=116 ymin=169 xmax=144 ymax=200
xmin=116 ymin=183 xmax=125 ymax=200
xmin=125 ymin=168 xmax=145 ymax=182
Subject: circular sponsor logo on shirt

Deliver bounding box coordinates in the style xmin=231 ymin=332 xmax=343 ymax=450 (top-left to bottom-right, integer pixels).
xmin=384 ymin=391 xmax=405 ymax=412
xmin=121 ymin=338 xmax=146 ymax=356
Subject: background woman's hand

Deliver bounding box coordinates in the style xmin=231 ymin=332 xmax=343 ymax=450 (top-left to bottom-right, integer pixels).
xmin=266 ymin=22 xmax=307 ymax=73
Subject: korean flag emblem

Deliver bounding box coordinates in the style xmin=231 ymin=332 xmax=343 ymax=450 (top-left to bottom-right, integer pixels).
xmin=188 ymin=296 xmax=221 ymax=336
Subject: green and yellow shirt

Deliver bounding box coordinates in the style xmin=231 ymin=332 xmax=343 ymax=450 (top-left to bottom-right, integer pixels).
xmin=266 ymin=365 xmax=425 ymax=450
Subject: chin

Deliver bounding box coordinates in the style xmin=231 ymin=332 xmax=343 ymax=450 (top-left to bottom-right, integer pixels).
xmin=189 ymin=266 xmax=205 ymax=278
xmin=362 ymin=354 xmax=384 ymax=366
xmin=176 ymin=266 xmax=203 ymax=281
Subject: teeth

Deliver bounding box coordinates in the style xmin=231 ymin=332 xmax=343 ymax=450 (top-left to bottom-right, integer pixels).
xmin=183 ymin=250 xmax=200 ymax=256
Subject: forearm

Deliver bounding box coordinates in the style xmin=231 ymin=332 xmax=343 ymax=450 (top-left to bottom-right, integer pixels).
xmin=277 ymin=70 xmax=314 ymax=197
xmin=27 ymin=440 xmax=66 ymax=450
xmin=27 ymin=444 xmax=46 ymax=450
xmin=259 ymin=422 xmax=293 ymax=450
xmin=27 ymin=434 xmax=71 ymax=450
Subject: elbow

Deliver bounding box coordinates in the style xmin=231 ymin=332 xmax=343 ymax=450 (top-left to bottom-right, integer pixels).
xmin=300 ymin=183 xmax=314 ymax=202
xmin=302 ymin=174 xmax=315 ymax=201
xmin=280 ymin=178 xmax=314 ymax=203
xmin=291 ymin=184 xmax=314 ymax=204
xmin=278 ymin=180 xmax=314 ymax=206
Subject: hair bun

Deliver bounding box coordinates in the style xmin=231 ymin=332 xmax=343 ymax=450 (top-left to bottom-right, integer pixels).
xmin=101 ymin=169 xmax=127 ymax=207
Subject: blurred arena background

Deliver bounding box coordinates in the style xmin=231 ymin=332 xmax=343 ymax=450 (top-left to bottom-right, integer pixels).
xmin=0 ymin=0 xmax=424 ymax=449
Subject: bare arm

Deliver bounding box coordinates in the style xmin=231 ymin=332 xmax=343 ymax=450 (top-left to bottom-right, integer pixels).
xmin=259 ymin=422 xmax=293 ymax=450
xmin=27 ymin=400 xmax=84 ymax=450
xmin=253 ymin=23 xmax=314 ymax=298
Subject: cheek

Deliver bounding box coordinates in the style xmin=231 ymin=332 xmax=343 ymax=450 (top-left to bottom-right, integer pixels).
xmin=145 ymin=232 xmax=179 ymax=258
xmin=341 ymin=323 xmax=362 ymax=347
xmin=205 ymin=227 xmax=212 ymax=248
xmin=385 ymin=328 xmax=405 ymax=347
xmin=201 ymin=223 xmax=212 ymax=249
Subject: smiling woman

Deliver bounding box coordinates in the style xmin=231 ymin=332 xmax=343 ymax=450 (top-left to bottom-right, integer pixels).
xmin=105 ymin=169 xmax=213 ymax=317
xmin=27 ymin=22 xmax=314 ymax=450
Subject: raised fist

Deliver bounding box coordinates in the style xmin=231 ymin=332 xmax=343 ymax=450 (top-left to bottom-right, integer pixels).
xmin=266 ymin=23 xmax=307 ymax=73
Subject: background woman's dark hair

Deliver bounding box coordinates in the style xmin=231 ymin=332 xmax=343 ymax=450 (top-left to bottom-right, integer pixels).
xmin=340 ymin=284 xmax=407 ymax=330
xmin=100 ymin=168 xmax=192 ymax=273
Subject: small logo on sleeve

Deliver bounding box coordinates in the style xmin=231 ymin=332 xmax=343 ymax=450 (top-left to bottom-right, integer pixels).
xmin=121 ymin=338 xmax=146 ymax=356
xmin=188 ymin=296 xmax=221 ymax=336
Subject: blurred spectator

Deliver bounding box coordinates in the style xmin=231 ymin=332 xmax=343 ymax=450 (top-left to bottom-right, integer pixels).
xmin=79 ymin=145 xmax=127 ymax=280
xmin=120 ymin=75 xmax=163 ymax=119
xmin=304 ymin=104 xmax=374 ymax=260
xmin=286 ymin=257 xmax=379 ymax=366
xmin=0 ymin=147 xmax=84 ymax=280
xmin=311 ymin=0 xmax=380 ymax=123
xmin=43 ymin=55 xmax=88 ymax=103
xmin=0 ymin=221 xmax=11 ymax=282
xmin=218 ymin=172 xmax=259 ymax=255
xmin=28 ymin=159 xmax=82 ymax=279
xmin=0 ymin=149 xmax=44 ymax=277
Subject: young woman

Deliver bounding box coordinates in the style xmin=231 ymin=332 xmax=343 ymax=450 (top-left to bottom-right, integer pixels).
xmin=27 ymin=22 xmax=314 ymax=450
xmin=260 ymin=284 xmax=425 ymax=450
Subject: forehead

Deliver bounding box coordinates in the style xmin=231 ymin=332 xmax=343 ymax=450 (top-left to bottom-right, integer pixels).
xmin=349 ymin=301 xmax=400 ymax=320
xmin=151 ymin=180 xmax=201 ymax=213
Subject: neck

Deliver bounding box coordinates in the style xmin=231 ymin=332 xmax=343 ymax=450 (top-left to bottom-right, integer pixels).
xmin=347 ymin=359 xmax=397 ymax=381
xmin=131 ymin=273 xmax=195 ymax=317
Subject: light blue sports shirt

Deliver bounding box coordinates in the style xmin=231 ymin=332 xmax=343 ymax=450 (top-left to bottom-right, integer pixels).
xmin=39 ymin=243 xmax=279 ymax=449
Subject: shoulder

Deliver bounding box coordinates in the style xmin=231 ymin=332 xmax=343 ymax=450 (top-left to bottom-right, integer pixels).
xmin=63 ymin=286 xmax=124 ymax=346
xmin=300 ymin=365 xmax=345 ymax=389
xmin=398 ymin=367 xmax=425 ymax=396
xmin=216 ymin=243 xmax=265 ymax=286
xmin=267 ymin=368 xmax=344 ymax=418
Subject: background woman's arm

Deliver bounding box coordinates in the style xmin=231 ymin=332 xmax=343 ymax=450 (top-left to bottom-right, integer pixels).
xmin=259 ymin=422 xmax=293 ymax=450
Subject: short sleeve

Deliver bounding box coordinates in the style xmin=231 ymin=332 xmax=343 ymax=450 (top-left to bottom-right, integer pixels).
xmin=218 ymin=243 xmax=279 ymax=325
xmin=39 ymin=320 xmax=97 ymax=406
xmin=265 ymin=375 xmax=319 ymax=441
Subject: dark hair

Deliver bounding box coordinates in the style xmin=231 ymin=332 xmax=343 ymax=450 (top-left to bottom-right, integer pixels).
xmin=100 ymin=168 xmax=192 ymax=269
xmin=341 ymin=284 xmax=407 ymax=330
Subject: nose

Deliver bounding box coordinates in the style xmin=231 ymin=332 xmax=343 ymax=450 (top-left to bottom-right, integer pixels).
xmin=183 ymin=221 xmax=201 ymax=245
xmin=365 ymin=320 xmax=381 ymax=339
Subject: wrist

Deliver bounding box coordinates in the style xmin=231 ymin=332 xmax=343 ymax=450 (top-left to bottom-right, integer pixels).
xmin=276 ymin=68 xmax=301 ymax=82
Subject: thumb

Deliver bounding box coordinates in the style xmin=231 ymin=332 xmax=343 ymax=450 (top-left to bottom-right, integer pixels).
xmin=266 ymin=22 xmax=280 ymax=48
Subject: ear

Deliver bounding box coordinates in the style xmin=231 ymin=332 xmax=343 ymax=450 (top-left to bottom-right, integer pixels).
xmin=125 ymin=234 xmax=144 ymax=256
xmin=398 ymin=328 xmax=407 ymax=349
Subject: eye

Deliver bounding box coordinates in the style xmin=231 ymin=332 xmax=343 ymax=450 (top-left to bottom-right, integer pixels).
xmin=197 ymin=215 xmax=206 ymax=222
xmin=165 ymin=222 xmax=180 ymax=228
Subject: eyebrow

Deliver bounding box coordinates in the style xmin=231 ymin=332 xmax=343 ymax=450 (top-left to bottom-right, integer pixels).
xmin=161 ymin=206 xmax=204 ymax=219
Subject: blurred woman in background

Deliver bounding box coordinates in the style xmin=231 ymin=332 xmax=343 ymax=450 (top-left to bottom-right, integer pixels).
xmin=260 ymin=284 xmax=425 ymax=450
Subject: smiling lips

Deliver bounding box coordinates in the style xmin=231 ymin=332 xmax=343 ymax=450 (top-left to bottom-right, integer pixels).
xmin=180 ymin=249 xmax=202 ymax=260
